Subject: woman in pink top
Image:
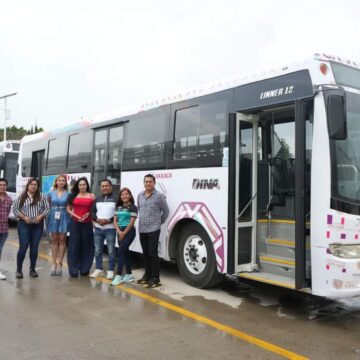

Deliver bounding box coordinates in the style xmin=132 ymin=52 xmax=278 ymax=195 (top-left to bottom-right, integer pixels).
xmin=66 ymin=177 xmax=95 ymax=278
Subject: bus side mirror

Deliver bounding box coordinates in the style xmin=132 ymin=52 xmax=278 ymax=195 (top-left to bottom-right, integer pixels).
xmin=327 ymin=94 xmax=347 ymax=140
xmin=0 ymin=156 xmax=4 ymax=170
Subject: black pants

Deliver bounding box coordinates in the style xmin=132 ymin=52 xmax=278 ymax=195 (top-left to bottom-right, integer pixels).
xmin=139 ymin=230 xmax=160 ymax=280
xmin=67 ymin=220 xmax=94 ymax=277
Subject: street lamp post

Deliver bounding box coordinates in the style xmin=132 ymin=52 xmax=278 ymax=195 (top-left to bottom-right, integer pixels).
xmin=0 ymin=92 xmax=17 ymax=144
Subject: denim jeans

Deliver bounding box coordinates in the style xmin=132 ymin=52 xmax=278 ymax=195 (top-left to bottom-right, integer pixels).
xmin=117 ymin=227 xmax=136 ymax=275
xmin=17 ymin=220 xmax=43 ymax=272
xmin=0 ymin=232 xmax=8 ymax=260
xmin=94 ymin=227 xmax=116 ymax=271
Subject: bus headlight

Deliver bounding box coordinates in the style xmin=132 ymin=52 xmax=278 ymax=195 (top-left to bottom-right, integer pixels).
xmin=329 ymin=244 xmax=360 ymax=259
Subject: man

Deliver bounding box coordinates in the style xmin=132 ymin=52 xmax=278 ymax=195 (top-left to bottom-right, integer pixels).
xmin=0 ymin=178 xmax=13 ymax=280
xmin=137 ymin=174 xmax=169 ymax=288
xmin=90 ymin=179 xmax=117 ymax=279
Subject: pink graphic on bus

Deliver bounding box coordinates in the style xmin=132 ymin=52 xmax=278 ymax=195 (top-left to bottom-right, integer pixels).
xmin=168 ymin=202 xmax=225 ymax=272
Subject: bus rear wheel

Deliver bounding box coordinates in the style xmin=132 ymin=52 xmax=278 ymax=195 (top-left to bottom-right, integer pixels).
xmin=176 ymin=223 xmax=223 ymax=289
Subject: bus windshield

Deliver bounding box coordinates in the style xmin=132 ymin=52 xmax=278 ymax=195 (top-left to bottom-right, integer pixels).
xmin=332 ymin=62 xmax=360 ymax=90
xmin=332 ymin=91 xmax=360 ymax=203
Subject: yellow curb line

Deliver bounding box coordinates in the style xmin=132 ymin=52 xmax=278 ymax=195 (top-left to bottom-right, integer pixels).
xmin=7 ymin=239 xmax=308 ymax=360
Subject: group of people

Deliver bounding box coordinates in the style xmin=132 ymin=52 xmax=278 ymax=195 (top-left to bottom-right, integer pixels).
xmin=0 ymin=174 xmax=169 ymax=289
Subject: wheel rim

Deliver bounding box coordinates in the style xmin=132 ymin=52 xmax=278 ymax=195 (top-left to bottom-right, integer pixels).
xmin=183 ymin=235 xmax=208 ymax=275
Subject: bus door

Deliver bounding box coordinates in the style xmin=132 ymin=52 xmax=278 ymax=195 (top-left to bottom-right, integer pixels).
xmin=234 ymin=103 xmax=312 ymax=289
xmin=30 ymin=150 xmax=45 ymax=187
xmin=235 ymin=113 xmax=259 ymax=272
xmin=93 ymin=124 xmax=124 ymax=196
xmin=4 ymin=152 xmax=19 ymax=193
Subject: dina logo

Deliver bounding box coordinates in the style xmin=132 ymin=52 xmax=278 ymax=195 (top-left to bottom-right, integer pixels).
xmin=192 ymin=179 xmax=220 ymax=190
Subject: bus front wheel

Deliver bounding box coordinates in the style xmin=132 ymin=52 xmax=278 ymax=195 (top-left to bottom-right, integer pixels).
xmin=176 ymin=223 xmax=223 ymax=288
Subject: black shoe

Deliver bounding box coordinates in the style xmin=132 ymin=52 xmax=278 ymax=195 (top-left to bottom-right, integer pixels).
xmin=30 ymin=270 xmax=38 ymax=278
xmin=136 ymin=274 xmax=149 ymax=285
xmin=16 ymin=271 xmax=23 ymax=279
xmin=145 ymin=278 xmax=161 ymax=288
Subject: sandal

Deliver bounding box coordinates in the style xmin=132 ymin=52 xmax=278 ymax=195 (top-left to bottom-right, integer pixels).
xmin=56 ymin=262 xmax=62 ymax=275
xmin=50 ymin=265 xmax=57 ymax=276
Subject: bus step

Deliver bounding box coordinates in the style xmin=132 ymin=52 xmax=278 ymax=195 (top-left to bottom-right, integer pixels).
xmin=263 ymin=237 xmax=310 ymax=259
xmin=264 ymin=238 xmax=295 ymax=259
xmin=259 ymin=254 xmax=295 ymax=278
xmin=236 ymin=271 xmax=295 ymax=289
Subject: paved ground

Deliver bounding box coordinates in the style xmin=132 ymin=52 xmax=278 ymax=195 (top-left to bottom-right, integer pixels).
xmin=1 ymin=228 xmax=360 ymax=360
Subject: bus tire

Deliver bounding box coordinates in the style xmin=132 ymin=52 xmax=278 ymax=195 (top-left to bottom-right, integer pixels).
xmin=176 ymin=223 xmax=224 ymax=289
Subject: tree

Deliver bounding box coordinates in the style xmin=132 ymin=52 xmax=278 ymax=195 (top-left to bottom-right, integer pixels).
xmin=277 ymin=138 xmax=294 ymax=159
xmin=0 ymin=125 xmax=44 ymax=141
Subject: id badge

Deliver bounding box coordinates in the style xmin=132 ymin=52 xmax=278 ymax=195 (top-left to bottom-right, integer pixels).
xmin=54 ymin=211 xmax=61 ymax=220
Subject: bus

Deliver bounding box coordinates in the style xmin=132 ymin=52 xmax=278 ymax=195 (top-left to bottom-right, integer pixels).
xmin=0 ymin=140 xmax=20 ymax=218
xmin=17 ymin=54 xmax=360 ymax=298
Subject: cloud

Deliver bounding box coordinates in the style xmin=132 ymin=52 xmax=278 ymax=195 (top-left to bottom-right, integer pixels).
xmin=0 ymin=0 xmax=359 ymax=129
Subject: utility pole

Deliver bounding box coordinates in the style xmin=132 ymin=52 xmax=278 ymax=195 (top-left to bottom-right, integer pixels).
xmin=0 ymin=92 xmax=17 ymax=143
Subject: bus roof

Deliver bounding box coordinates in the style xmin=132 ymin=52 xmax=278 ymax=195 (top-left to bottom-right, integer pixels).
xmin=21 ymin=53 xmax=360 ymax=143
xmin=92 ymin=53 xmax=360 ymax=123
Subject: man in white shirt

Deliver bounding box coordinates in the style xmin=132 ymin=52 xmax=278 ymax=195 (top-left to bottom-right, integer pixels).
xmin=90 ymin=179 xmax=117 ymax=279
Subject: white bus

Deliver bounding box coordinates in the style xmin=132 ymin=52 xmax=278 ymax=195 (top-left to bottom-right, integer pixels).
xmin=0 ymin=140 xmax=20 ymax=218
xmin=17 ymin=54 xmax=360 ymax=298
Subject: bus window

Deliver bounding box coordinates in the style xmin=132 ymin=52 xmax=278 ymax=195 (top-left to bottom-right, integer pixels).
xmin=173 ymin=100 xmax=228 ymax=161
xmin=47 ymin=136 xmax=67 ymax=173
xmin=30 ymin=150 xmax=45 ymax=183
xmin=174 ymin=106 xmax=200 ymax=160
xmin=123 ymin=107 xmax=168 ymax=170
xmin=108 ymin=126 xmax=124 ymax=195
xmin=271 ymin=116 xmax=296 ymax=219
xmin=93 ymin=130 xmax=107 ymax=189
xmin=67 ymin=130 xmax=92 ymax=171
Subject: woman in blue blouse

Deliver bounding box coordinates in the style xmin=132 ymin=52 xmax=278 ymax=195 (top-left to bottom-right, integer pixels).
xmin=47 ymin=175 xmax=70 ymax=275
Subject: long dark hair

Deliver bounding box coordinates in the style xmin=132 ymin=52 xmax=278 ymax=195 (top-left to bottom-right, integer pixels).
xmin=67 ymin=177 xmax=90 ymax=205
xmin=116 ymin=187 xmax=135 ymax=207
xmin=19 ymin=178 xmax=41 ymax=208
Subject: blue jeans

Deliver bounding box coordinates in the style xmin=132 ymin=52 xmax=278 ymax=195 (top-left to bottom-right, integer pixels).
xmin=94 ymin=227 xmax=116 ymax=271
xmin=0 ymin=232 xmax=8 ymax=260
xmin=17 ymin=220 xmax=43 ymax=272
xmin=117 ymin=227 xmax=136 ymax=275
xmin=67 ymin=220 xmax=95 ymax=277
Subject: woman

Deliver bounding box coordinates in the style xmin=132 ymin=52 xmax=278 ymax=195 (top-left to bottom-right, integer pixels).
xmin=47 ymin=175 xmax=70 ymax=276
xmin=66 ymin=177 xmax=95 ymax=278
xmin=13 ymin=178 xmax=50 ymax=278
xmin=111 ymin=188 xmax=138 ymax=286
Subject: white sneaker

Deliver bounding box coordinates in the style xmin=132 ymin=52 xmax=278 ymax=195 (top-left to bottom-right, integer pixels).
xmin=107 ymin=270 xmax=114 ymax=280
xmin=0 ymin=271 xmax=6 ymax=280
xmin=90 ymin=269 xmax=104 ymax=278
xmin=122 ymin=273 xmax=135 ymax=283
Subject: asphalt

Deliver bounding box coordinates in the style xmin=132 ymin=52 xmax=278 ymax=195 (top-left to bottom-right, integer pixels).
xmin=1 ymin=228 xmax=360 ymax=360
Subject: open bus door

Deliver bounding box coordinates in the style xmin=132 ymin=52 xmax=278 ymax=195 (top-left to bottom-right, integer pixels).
xmin=231 ymin=101 xmax=312 ymax=290
xmin=235 ymin=113 xmax=259 ymax=273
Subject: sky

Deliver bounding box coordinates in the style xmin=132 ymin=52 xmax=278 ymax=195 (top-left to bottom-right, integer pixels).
xmin=0 ymin=0 xmax=360 ymax=131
